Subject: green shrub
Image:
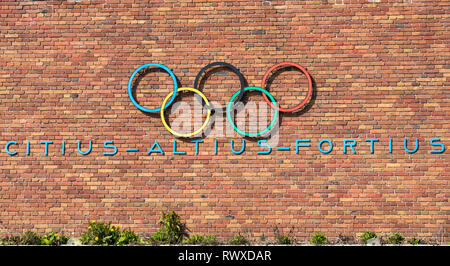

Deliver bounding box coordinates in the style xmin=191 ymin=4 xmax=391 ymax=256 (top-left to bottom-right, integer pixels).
xmin=310 ymin=232 xmax=327 ymax=245
xmin=21 ymin=231 xmax=42 ymax=245
xmin=277 ymin=235 xmax=291 ymax=245
xmin=273 ymin=226 xmax=294 ymax=245
xmin=203 ymin=235 xmax=219 ymax=245
xmin=81 ymin=220 xmax=121 ymax=246
xmin=182 ymin=235 xmax=219 ymax=245
xmin=117 ymin=229 xmax=141 ymax=246
xmin=183 ymin=235 xmax=205 ymax=245
xmin=0 ymin=235 xmax=21 ymax=245
xmin=408 ymin=237 xmax=422 ymax=245
xmin=229 ymin=233 xmax=249 ymax=245
xmin=387 ymin=233 xmax=405 ymax=244
xmin=0 ymin=231 xmax=70 ymax=246
xmin=41 ymin=232 xmax=70 ymax=246
xmin=151 ymin=229 xmax=168 ymax=244
xmin=1 ymin=231 xmax=47 ymax=245
xmin=80 ymin=221 xmax=142 ymax=246
xmin=360 ymin=231 xmax=377 ymax=244
xmin=151 ymin=210 xmax=188 ymax=244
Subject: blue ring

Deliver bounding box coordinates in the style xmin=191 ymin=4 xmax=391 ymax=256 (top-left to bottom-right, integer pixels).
xmin=127 ymin=63 xmax=178 ymax=113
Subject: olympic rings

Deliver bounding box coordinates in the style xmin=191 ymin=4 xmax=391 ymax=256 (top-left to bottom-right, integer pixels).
xmin=128 ymin=63 xmax=178 ymax=113
xmin=160 ymin=87 xmax=212 ymax=138
xmin=193 ymin=62 xmax=246 ymax=112
xmin=127 ymin=62 xmax=312 ymax=138
xmin=261 ymin=62 xmax=313 ymax=113
xmin=226 ymin=87 xmax=279 ymax=138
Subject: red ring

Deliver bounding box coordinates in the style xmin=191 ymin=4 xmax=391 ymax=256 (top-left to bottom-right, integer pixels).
xmin=261 ymin=62 xmax=313 ymax=112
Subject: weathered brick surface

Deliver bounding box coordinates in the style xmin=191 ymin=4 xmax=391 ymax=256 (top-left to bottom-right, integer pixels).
xmin=0 ymin=0 xmax=448 ymax=242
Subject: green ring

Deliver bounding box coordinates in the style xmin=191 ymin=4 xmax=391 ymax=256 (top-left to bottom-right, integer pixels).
xmin=227 ymin=86 xmax=279 ymax=137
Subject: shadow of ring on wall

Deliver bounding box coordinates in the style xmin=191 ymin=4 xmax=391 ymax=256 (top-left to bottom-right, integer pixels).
xmin=130 ymin=67 xmax=182 ymax=118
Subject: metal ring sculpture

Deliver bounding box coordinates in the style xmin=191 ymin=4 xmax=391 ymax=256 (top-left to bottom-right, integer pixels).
xmin=193 ymin=62 xmax=246 ymax=112
xmin=261 ymin=62 xmax=313 ymax=112
xmin=226 ymin=86 xmax=279 ymax=137
xmin=128 ymin=63 xmax=178 ymax=113
xmin=160 ymin=87 xmax=211 ymax=138
xmin=128 ymin=62 xmax=312 ymax=138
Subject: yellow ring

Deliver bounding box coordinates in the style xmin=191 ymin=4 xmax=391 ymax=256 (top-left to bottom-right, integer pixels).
xmin=160 ymin=87 xmax=211 ymax=138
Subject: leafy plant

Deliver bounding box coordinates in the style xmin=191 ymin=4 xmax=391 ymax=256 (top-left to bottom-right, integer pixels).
xmin=229 ymin=233 xmax=250 ymax=245
xmin=151 ymin=210 xmax=188 ymax=244
xmin=80 ymin=220 xmax=121 ymax=246
xmin=278 ymin=235 xmax=291 ymax=245
xmin=182 ymin=235 xmax=205 ymax=245
xmin=310 ymin=232 xmax=327 ymax=245
xmin=203 ymin=235 xmax=219 ymax=245
xmin=408 ymin=237 xmax=422 ymax=245
xmin=151 ymin=229 xmax=168 ymax=244
xmin=21 ymin=231 xmax=42 ymax=245
xmin=182 ymin=235 xmax=219 ymax=245
xmin=41 ymin=232 xmax=70 ymax=246
xmin=1 ymin=231 xmax=44 ymax=245
xmin=388 ymin=233 xmax=405 ymax=244
xmin=273 ymin=226 xmax=294 ymax=245
xmin=0 ymin=235 xmax=21 ymax=245
xmin=117 ymin=229 xmax=141 ymax=246
xmin=360 ymin=231 xmax=377 ymax=244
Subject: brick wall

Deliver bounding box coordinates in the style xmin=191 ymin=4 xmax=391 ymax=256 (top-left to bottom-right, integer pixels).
xmin=0 ymin=0 xmax=448 ymax=242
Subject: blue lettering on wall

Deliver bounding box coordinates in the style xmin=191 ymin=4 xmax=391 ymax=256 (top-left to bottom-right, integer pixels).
xmin=257 ymin=139 xmax=272 ymax=155
xmin=191 ymin=140 xmax=203 ymax=155
xmin=41 ymin=140 xmax=53 ymax=156
xmin=148 ymin=140 xmax=164 ymax=155
xmin=343 ymin=139 xmax=356 ymax=154
xmin=430 ymin=138 xmax=445 ymax=154
xmin=404 ymin=138 xmax=419 ymax=153
xmin=230 ymin=139 xmax=245 ymax=155
xmin=77 ymin=140 xmax=92 ymax=155
xmin=318 ymin=139 xmax=333 ymax=154
xmin=365 ymin=139 xmax=379 ymax=154
xmin=103 ymin=140 xmax=118 ymax=156
xmin=296 ymin=139 xmax=311 ymax=154
xmin=173 ymin=140 xmax=186 ymax=155
xmin=6 ymin=141 xmax=18 ymax=156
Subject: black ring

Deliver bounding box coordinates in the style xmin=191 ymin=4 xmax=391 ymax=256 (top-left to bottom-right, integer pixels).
xmin=193 ymin=62 xmax=246 ymax=112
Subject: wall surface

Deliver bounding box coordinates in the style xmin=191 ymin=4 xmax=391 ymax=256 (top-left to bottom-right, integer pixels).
xmin=0 ymin=0 xmax=448 ymax=242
